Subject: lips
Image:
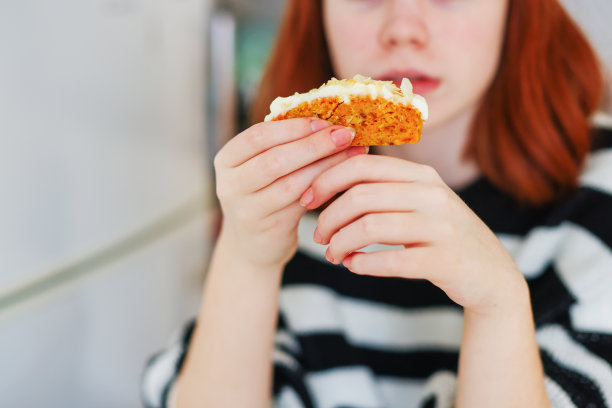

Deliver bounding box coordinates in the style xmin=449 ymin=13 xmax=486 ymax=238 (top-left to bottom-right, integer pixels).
xmin=378 ymin=70 xmax=440 ymax=95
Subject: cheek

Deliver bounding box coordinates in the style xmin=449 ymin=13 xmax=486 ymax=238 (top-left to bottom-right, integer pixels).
xmin=424 ymin=11 xmax=506 ymax=129
xmin=437 ymin=16 xmax=506 ymax=100
xmin=324 ymin=14 xmax=378 ymax=77
xmin=328 ymin=21 xmax=361 ymax=52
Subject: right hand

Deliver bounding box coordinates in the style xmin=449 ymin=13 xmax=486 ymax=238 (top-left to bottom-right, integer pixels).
xmin=213 ymin=117 xmax=367 ymax=269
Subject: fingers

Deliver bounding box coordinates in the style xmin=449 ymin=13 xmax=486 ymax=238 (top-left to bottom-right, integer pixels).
xmin=315 ymin=182 xmax=452 ymax=244
xmin=253 ymin=146 xmax=369 ymax=216
xmin=300 ymin=155 xmax=441 ymax=210
xmin=238 ymin=125 xmax=357 ymax=192
xmin=324 ymin=212 xmax=435 ymax=265
xmin=215 ymin=118 xmax=333 ymax=168
xmin=341 ymin=247 xmax=433 ymax=279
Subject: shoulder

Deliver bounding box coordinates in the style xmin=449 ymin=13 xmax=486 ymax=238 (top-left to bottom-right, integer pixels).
xmin=498 ymin=127 xmax=612 ymax=324
xmin=581 ymin=126 xmax=612 ymax=195
xmin=542 ymin=126 xmax=612 ymax=232
xmin=553 ymin=126 xmax=612 ymax=249
xmin=591 ymin=116 xmax=612 ymax=150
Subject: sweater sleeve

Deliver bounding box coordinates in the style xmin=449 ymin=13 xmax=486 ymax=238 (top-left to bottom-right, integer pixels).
xmin=536 ymin=293 xmax=612 ymax=408
xmin=140 ymin=319 xmax=195 ymax=408
xmin=140 ymin=311 xmax=315 ymax=408
xmin=272 ymin=310 xmax=316 ymax=408
xmin=533 ymin=144 xmax=612 ymax=407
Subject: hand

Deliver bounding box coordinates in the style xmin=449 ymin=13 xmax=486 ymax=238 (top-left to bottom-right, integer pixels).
xmin=300 ymin=154 xmax=527 ymax=314
xmin=213 ymin=118 xmax=368 ymax=269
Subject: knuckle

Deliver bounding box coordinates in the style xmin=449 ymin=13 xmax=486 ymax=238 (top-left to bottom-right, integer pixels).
xmin=304 ymin=135 xmax=326 ymax=157
xmin=278 ymin=178 xmax=300 ymax=199
xmin=350 ymin=154 xmax=370 ymax=172
xmin=246 ymin=123 xmax=266 ymax=150
xmin=359 ymin=214 xmax=377 ymax=236
xmin=215 ymin=183 xmax=226 ymax=200
xmin=396 ymin=250 xmax=420 ymax=276
xmin=420 ymin=164 xmax=440 ymax=181
xmin=349 ymin=184 xmax=373 ymax=206
xmin=261 ymin=154 xmax=283 ymax=178
xmin=213 ymin=151 xmax=224 ymax=169
xmin=341 ymin=153 xmax=367 ymax=175
xmin=215 ymin=181 xmax=234 ymax=202
xmin=382 ymin=251 xmax=403 ymax=274
xmin=344 ymin=187 xmax=360 ymax=207
xmin=345 ymin=188 xmax=361 ymax=208
xmin=428 ymin=184 xmax=451 ymax=206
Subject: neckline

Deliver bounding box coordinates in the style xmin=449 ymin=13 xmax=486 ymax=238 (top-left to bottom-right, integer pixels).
xmin=453 ymin=175 xmax=488 ymax=199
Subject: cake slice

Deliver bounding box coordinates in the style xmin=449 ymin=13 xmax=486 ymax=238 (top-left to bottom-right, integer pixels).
xmin=264 ymin=75 xmax=428 ymax=146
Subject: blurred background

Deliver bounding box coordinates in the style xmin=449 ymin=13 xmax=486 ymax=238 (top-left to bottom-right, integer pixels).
xmin=0 ymin=0 xmax=610 ymax=407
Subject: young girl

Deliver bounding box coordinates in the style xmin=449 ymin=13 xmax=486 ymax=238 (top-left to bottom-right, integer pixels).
xmin=142 ymin=1 xmax=612 ymax=407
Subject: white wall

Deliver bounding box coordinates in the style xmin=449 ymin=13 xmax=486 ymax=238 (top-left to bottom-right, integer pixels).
xmin=0 ymin=0 xmax=213 ymax=407
xmin=561 ymin=0 xmax=612 ymax=71
xmin=561 ymin=0 xmax=612 ymax=119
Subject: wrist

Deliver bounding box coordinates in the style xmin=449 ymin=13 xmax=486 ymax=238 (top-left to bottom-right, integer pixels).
xmin=216 ymin=224 xmax=296 ymax=273
xmin=213 ymin=229 xmax=287 ymax=277
xmin=203 ymin=235 xmax=286 ymax=317
xmin=466 ymin=273 xmax=531 ymax=320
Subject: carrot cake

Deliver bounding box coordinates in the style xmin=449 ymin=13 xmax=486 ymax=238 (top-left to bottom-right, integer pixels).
xmin=264 ymin=74 xmax=428 ymax=146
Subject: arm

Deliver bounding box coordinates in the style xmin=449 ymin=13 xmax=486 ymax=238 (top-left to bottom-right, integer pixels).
xmin=301 ymin=154 xmax=552 ymax=406
xmin=175 ymin=231 xmax=284 ymax=408
xmin=172 ymin=118 xmax=364 ymax=408
xmin=456 ymin=279 xmax=550 ymax=408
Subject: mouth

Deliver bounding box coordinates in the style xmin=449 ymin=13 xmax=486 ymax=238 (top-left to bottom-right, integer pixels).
xmin=377 ymin=70 xmax=441 ymax=95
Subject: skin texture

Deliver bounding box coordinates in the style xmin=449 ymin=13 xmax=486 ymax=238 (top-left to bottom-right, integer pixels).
xmin=176 ymin=1 xmax=551 ymax=407
xmin=317 ymin=0 xmax=523 ymax=313
xmin=176 ymin=119 xmax=369 ymax=408
xmin=322 ymin=0 xmax=508 ymax=132
xmin=214 ymin=119 xmax=364 ymax=269
xmin=310 ymin=1 xmax=550 ymax=406
xmin=301 ymin=154 xmax=522 ymax=313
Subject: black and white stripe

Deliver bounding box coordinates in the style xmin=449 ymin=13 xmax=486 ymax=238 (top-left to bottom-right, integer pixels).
xmin=142 ymin=128 xmax=612 ymax=408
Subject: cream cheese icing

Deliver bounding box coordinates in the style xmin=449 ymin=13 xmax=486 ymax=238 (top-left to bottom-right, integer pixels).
xmin=264 ymin=74 xmax=428 ymax=122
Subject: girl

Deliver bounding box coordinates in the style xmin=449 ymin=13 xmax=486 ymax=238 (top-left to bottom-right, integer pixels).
xmin=142 ymin=1 xmax=612 ymax=407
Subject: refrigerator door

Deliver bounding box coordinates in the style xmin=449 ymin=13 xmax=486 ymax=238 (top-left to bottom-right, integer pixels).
xmin=0 ymin=0 xmax=213 ymax=406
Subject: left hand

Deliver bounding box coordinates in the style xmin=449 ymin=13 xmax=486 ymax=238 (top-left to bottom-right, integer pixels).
xmin=299 ymin=154 xmax=528 ymax=314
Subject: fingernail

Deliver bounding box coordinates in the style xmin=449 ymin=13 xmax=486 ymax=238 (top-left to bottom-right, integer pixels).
xmin=331 ymin=128 xmax=355 ymax=147
xmin=299 ymin=188 xmax=314 ymax=207
xmin=346 ymin=145 xmax=369 ymax=158
xmin=311 ymin=119 xmax=331 ymax=132
xmin=313 ymin=227 xmax=322 ymax=244
xmin=325 ymin=247 xmax=336 ymax=264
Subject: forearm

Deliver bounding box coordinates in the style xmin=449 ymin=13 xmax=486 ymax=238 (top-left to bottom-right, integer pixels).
xmin=456 ymin=279 xmax=551 ymax=408
xmin=175 ymin=229 xmax=285 ymax=408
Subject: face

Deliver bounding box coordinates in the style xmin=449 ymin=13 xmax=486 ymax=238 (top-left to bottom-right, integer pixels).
xmin=322 ymin=0 xmax=509 ymax=132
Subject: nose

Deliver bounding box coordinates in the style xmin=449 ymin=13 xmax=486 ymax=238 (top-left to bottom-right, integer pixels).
xmin=378 ymin=1 xmax=429 ymax=49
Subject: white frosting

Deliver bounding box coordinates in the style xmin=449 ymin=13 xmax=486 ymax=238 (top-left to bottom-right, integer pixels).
xmin=264 ymin=74 xmax=428 ymax=121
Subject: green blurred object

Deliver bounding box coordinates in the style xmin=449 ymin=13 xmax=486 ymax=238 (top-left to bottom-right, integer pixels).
xmin=236 ymin=19 xmax=279 ymax=129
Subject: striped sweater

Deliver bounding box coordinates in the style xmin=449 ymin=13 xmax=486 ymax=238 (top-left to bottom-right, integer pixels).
xmin=141 ymin=127 xmax=612 ymax=408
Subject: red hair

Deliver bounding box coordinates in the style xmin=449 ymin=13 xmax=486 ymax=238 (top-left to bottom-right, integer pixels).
xmin=251 ymin=0 xmax=604 ymax=206
xmin=252 ymin=1 xmax=333 ymax=123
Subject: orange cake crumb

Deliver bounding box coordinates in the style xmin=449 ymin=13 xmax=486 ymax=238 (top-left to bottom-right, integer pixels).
xmin=264 ymin=75 xmax=427 ymax=146
xmin=270 ymin=96 xmax=424 ymax=146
